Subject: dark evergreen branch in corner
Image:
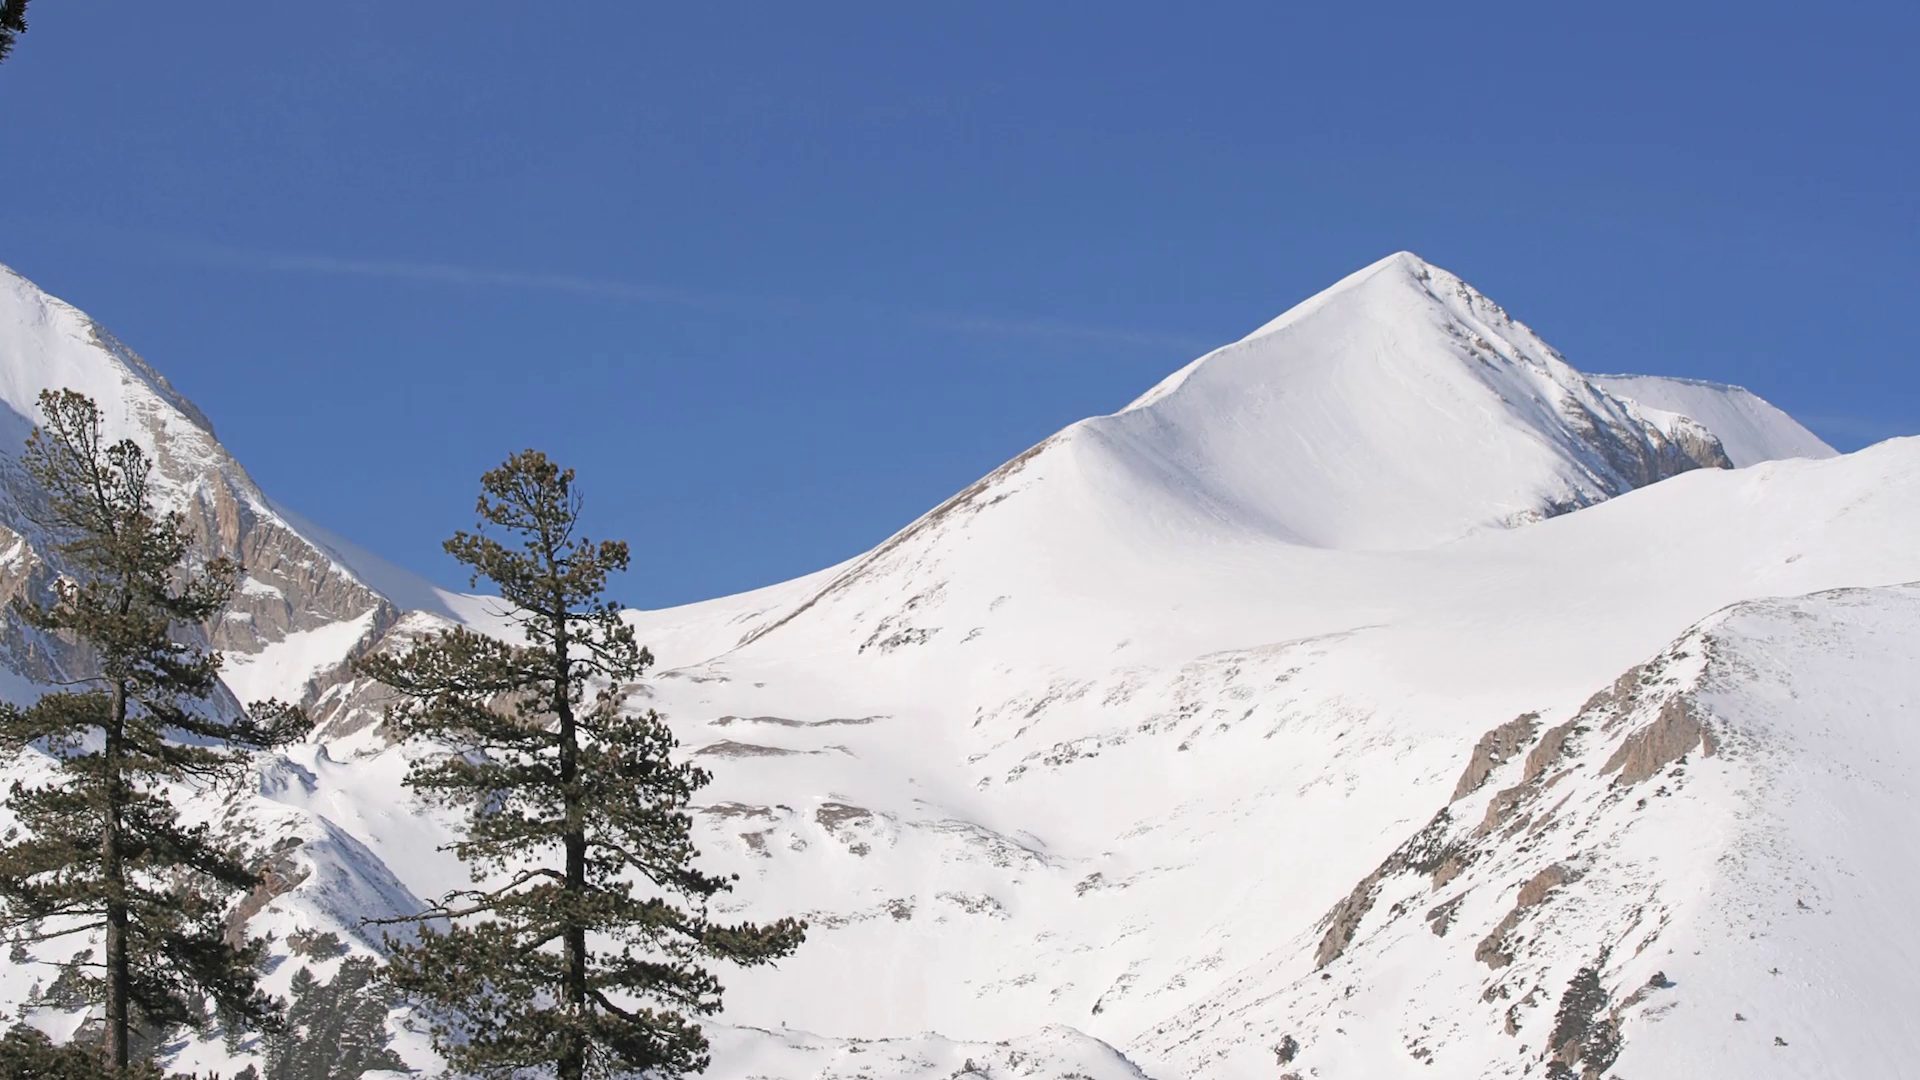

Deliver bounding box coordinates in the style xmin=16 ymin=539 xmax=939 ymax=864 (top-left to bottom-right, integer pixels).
xmin=359 ymin=449 xmax=806 ymax=1080
xmin=0 ymin=0 xmax=27 ymax=66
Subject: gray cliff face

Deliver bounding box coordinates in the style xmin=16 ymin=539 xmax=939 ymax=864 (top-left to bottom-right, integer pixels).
xmin=1559 ymin=396 xmax=1733 ymax=495
xmin=174 ymin=472 xmax=387 ymax=653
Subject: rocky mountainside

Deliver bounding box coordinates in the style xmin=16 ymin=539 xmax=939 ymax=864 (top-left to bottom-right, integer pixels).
xmin=0 ymin=254 xmax=1909 ymax=1080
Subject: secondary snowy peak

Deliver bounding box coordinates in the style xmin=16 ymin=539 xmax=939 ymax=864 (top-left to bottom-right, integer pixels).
xmin=0 ymin=262 xmax=438 ymax=722
xmin=1109 ymin=251 xmax=1729 ymax=549
xmin=1588 ymin=373 xmax=1836 ymax=467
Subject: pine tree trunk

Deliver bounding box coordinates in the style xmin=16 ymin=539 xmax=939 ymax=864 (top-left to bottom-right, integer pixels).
xmin=102 ymin=677 xmax=130 ymax=1073
xmin=555 ymin=608 xmax=588 ymax=1080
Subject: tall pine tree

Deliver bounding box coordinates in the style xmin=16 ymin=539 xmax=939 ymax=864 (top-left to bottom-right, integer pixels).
xmin=360 ymin=450 xmax=804 ymax=1080
xmin=0 ymin=390 xmax=308 ymax=1073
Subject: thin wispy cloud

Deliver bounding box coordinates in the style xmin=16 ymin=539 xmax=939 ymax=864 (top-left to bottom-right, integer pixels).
xmin=172 ymin=241 xmax=1218 ymax=354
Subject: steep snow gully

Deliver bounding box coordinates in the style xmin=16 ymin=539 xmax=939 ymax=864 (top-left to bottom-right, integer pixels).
xmin=1 ymin=252 xmax=1912 ymax=1079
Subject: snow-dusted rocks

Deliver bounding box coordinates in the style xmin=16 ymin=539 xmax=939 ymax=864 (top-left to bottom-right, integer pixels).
xmin=1 ymin=253 xmax=1915 ymax=1079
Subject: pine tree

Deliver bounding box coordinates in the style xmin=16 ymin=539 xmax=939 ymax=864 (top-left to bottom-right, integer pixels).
xmin=0 ymin=390 xmax=309 ymax=1073
xmin=360 ymin=450 xmax=805 ymax=1080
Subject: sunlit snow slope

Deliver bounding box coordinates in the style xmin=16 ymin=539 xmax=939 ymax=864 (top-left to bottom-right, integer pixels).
xmin=2 ymin=253 xmax=1914 ymax=1080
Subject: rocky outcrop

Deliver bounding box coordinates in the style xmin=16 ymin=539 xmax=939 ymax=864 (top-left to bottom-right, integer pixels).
xmin=1561 ymin=396 xmax=1733 ymax=493
xmin=1476 ymin=863 xmax=1576 ymax=969
xmin=1602 ymin=695 xmax=1717 ymax=785
xmin=1314 ymin=809 xmax=1455 ymax=969
xmin=0 ymin=279 xmax=393 ymax=714
xmin=1453 ymin=712 xmax=1542 ymax=801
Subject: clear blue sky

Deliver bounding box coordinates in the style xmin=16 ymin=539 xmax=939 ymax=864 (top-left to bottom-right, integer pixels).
xmin=2 ymin=2 xmax=1913 ymax=607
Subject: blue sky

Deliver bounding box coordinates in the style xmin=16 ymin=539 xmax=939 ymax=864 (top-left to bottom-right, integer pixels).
xmin=2 ymin=2 xmax=1913 ymax=607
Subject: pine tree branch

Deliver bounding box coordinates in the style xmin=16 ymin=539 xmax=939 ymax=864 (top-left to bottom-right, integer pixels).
xmin=3 ymin=919 xmax=108 ymax=944
xmin=363 ymin=867 xmax=566 ymax=926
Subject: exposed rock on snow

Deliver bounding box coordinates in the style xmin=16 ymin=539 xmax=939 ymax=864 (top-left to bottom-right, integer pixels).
xmin=1452 ymin=712 xmax=1542 ymax=801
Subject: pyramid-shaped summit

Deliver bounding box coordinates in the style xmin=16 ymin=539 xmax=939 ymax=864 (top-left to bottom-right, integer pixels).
xmin=1102 ymin=251 xmax=1733 ymax=550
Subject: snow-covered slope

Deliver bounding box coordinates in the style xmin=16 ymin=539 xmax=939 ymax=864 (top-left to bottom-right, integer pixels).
xmin=603 ymin=439 xmax=1920 ymax=1077
xmin=2 ymin=253 xmax=1914 ymax=1080
xmin=1590 ymin=373 xmax=1836 ymax=467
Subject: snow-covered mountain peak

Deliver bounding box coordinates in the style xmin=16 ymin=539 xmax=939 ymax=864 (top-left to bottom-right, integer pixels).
xmin=709 ymin=255 xmax=1790 ymax=662
xmin=1099 ymin=252 xmax=1730 ymax=551
xmin=1126 ymin=250 xmax=1503 ymax=411
xmin=1243 ymin=248 xmax=1435 ymax=341
xmin=0 ymin=263 xmax=219 ymax=462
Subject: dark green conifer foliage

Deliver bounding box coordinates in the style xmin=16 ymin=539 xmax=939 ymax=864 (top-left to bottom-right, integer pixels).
xmin=263 ymin=958 xmax=404 ymax=1080
xmin=0 ymin=0 xmax=27 ymax=66
xmin=360 ymin=450 xmax=804 ymax=1080
xmin=0 ymin=1024 xmax=158 ymax=1080
xmin=1 ymin=1023 xmax=243 ymax=1080
xmin=0 ymin=390 xmax=309 ymax=1073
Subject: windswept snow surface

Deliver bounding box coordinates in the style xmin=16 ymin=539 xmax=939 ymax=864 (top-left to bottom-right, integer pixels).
xmin=1590 ymin=372 xmax=1837 ymax=467
xmin=704 ymin=1023 xmax=1153 ymax=1080
xmin=2 ymin=253 xmax=1918 ymax=1079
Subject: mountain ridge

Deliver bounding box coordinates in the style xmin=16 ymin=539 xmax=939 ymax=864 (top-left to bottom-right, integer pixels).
xmin=0 ymin=254 xmax=1909 ymax=1080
